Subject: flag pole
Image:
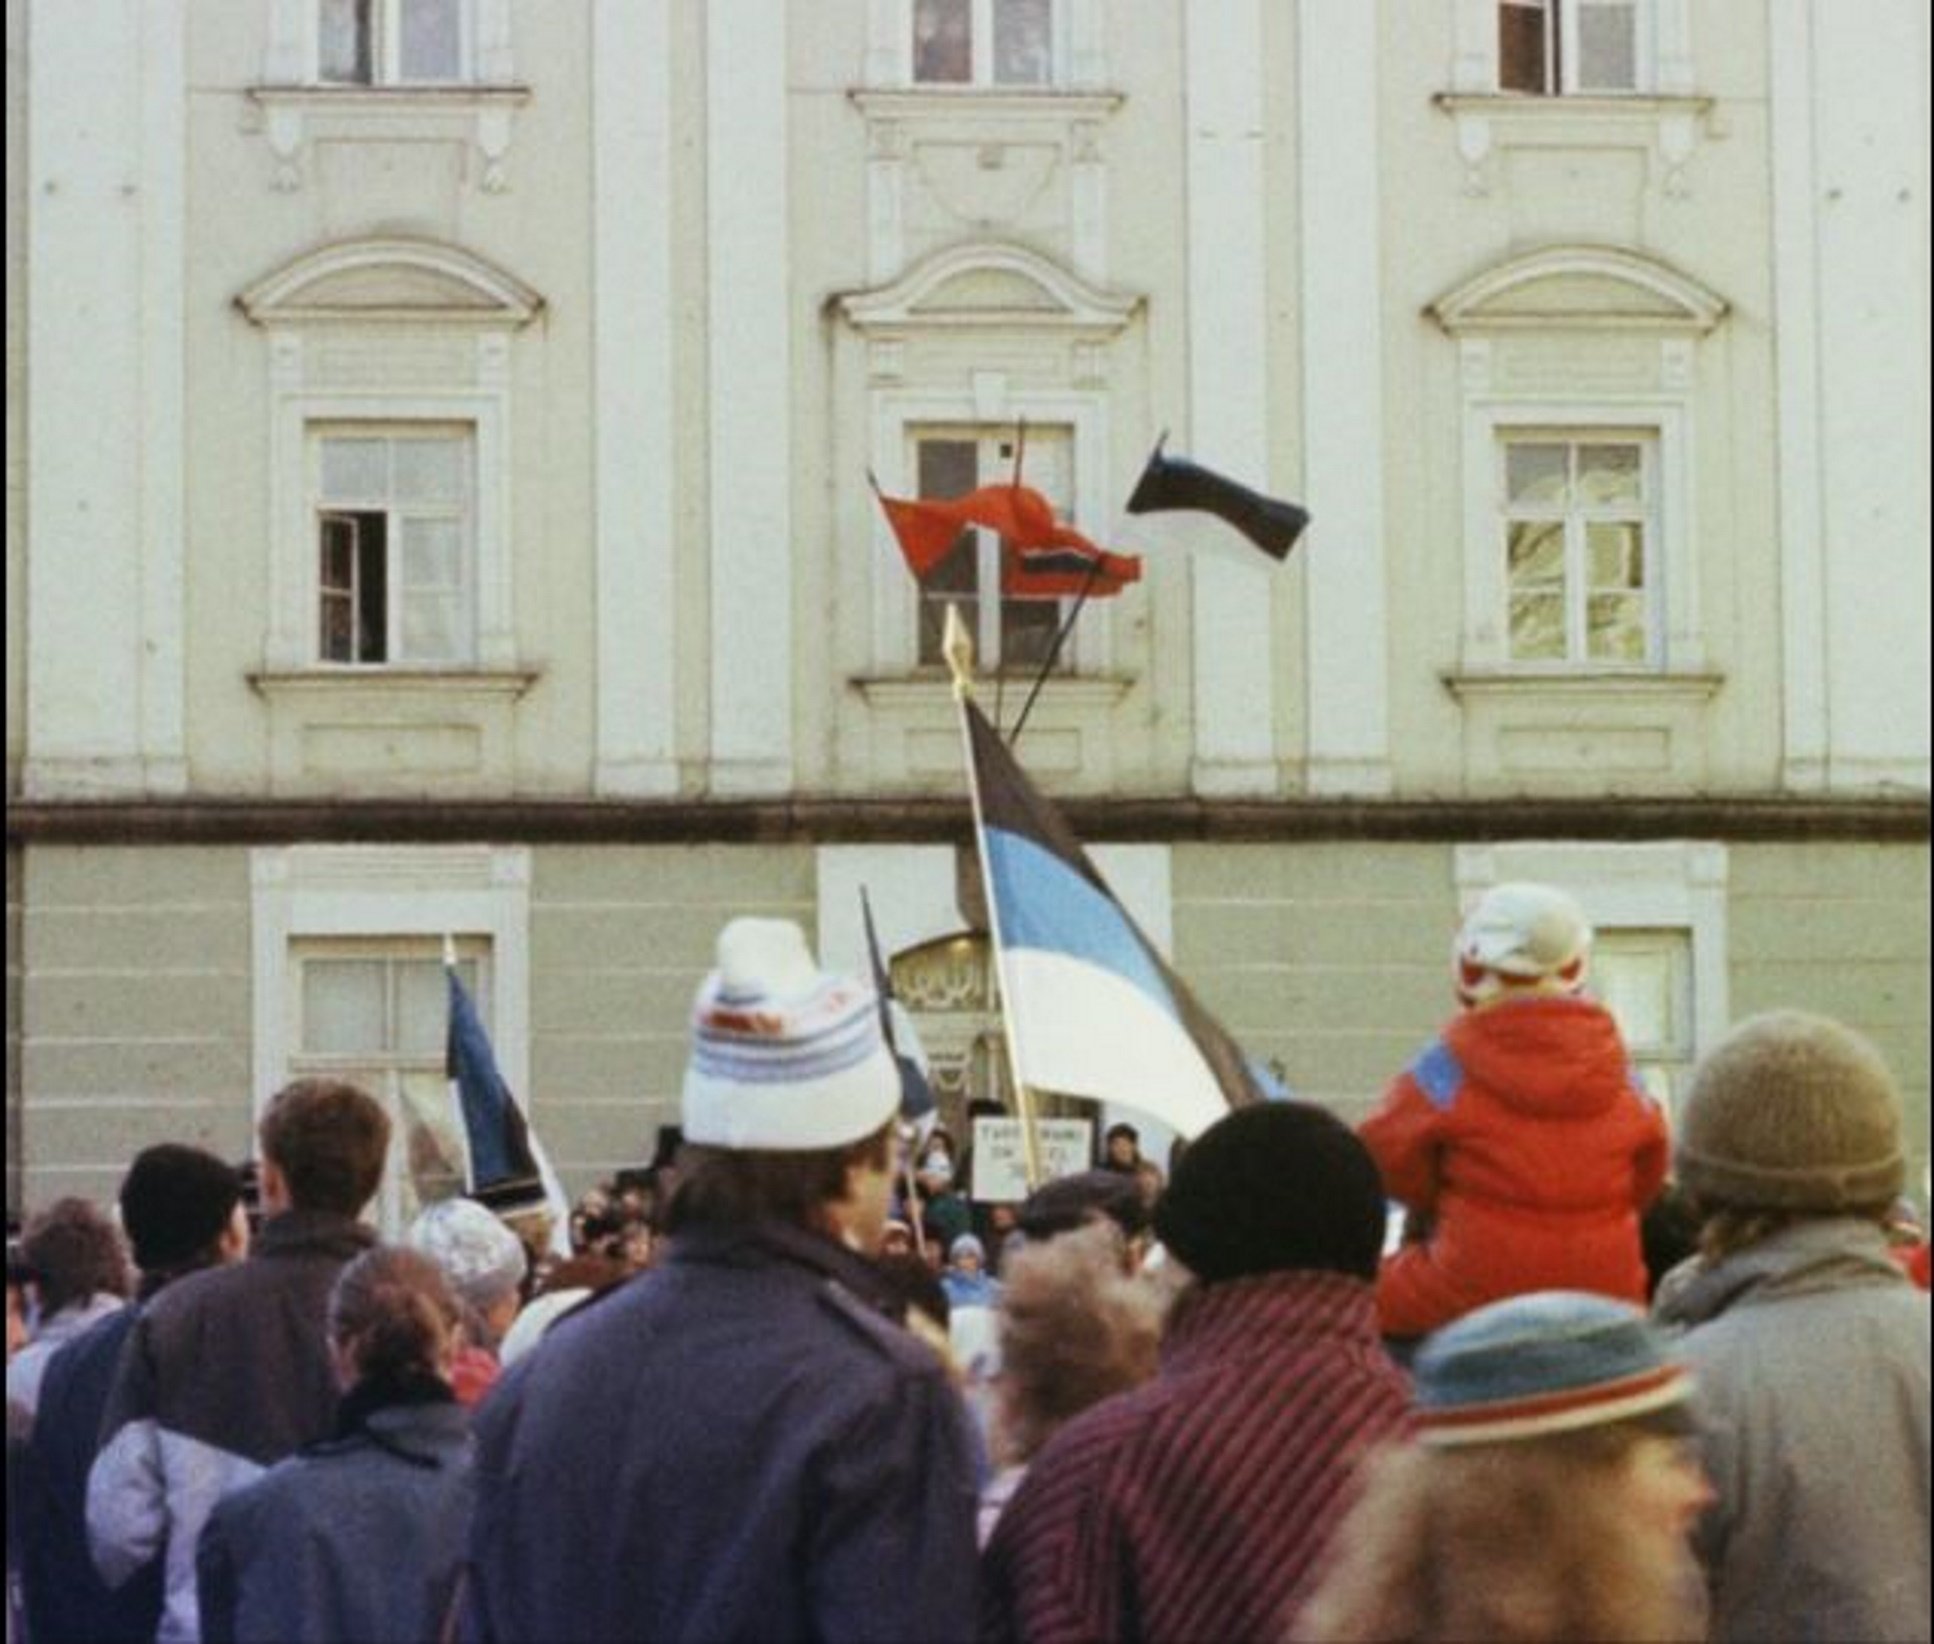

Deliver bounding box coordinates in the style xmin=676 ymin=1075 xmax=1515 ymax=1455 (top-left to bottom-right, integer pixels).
xmin=946 ymin=604 xmax=1045 ymax=1193
xmin=1007 ymin=550 xmax=1106 ymax=748
xmin=992 ymin=420 xmax=1030 ymax=733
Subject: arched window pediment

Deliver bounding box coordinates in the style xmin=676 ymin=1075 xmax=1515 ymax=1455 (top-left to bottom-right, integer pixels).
xmin=837 ymin=242 xmax=1140 ymax=333
xmin=1428 ymin=244 xmax=1726 ymax=335
xmin=237 ymin=238 xmax=543 ymax=327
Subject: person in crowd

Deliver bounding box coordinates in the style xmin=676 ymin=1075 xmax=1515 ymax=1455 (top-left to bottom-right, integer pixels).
xmin=7 ymin=1198 xmax=133 ymax=1432
xmin=1652 ymin=1010 xmax=1931 ymax=1642
xmin=1360 ymin=881 xmax=1668 ymax=1340
xmin=5 ymin=1241 xmax=29 ymax=1362
xmin=979 ymin=1219 xmax=1165 ymax=1545
xmin=981 ymin=1102 xmax=1409 ymax=1643
xmin=1012 ymin=1167 xmax=1151 ymax=1264
xmin=1640 ymin=1179 xmax=1703 ymax=1299
xmin=1885 ymin=1194 xmax=1931 ymax=1290
xmin=912 ymin=1126 xmax=974 ymax=1248
xmin=1296 ymin=1289 xmax=1712 ymax=1643
xmin=493 ymin=1246 xmax=630 ymax=1370
xmin=195 ymin=1247 xmax=474 ymax=1644
xmin=21 ymin=1147 xmax=245 ymax=1644
xmin=879 ymin=1216 xmax=917 ymax=1260
xmin=941 ymin=1233 xmax=1000 ymax=1311
xmin=406 ymin=1195 xmax=528 ymax=1407
xmin=1100 ymin=1121 xmax=1142 ymax=1175
xmin=1132 ymin=1156 xmax=1165 ymax=1211
xmin=463 ymin=918 xmax=979 ymax=1642
xmin=88 ymin=1078 xmax=391 ymax=1644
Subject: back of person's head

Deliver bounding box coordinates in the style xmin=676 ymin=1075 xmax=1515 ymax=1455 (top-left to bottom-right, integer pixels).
xmin=22 ymin=1197 xmax=132 ymax=1318
xmin=258 ymin=1078 xmax=392 ymax=1217
xmin=1676 ymin=1010 xmax=1904 ymax=1234
xmin=995 ymin=1220 xmax=1163 ymax=1466
xmin=407 ymin=1196 xmax=528 ymax=1314
xmin=1015 ymin=1170 xmax=1150 ymax=1245
xmin=1453 ymin=881 xmax=1592 ymax=1008
xmin=119 ymin=1145 xmax=243 ymax=1278
xmin=1154 ymin=1104 xmax=1385 ymax=1285
xmin=328 ymin=1245 xmax=461 ymax=1388
xmin=670 ymin=918 xmax=899 ymax=1233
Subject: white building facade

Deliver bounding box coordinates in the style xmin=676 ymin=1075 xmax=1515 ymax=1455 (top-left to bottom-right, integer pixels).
xmin=7 ymin=0 xmax=1928 ymax=1219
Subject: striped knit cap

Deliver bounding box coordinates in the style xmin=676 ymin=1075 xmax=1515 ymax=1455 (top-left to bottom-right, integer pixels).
xmin=683 ymin=918 xmax=900 ymax=1152
xmin=1413 ymin=1290 xmax=1693 ymax=1448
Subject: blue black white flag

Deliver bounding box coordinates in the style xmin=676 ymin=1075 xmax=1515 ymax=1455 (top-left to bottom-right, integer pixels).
xmin=1121 ymin=435 xmax=1310 ymax=565
xmin=960 ymin=694 xmax=1269 ymax=1139
xmin=860 ymin=886 xmax=939 ymax=1140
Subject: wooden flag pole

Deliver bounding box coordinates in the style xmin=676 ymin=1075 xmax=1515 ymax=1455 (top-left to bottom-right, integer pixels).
xmin=946 ymin=604 xmax=1045 ymax=1193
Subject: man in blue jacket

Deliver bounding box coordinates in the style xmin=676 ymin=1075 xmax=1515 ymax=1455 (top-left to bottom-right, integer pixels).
xmin=463 ymin=918 xmax=980 ymax=1643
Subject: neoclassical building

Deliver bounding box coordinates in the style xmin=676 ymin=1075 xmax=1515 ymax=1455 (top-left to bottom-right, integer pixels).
xmin=7 ymin=0 xmax=1928 ymax=1221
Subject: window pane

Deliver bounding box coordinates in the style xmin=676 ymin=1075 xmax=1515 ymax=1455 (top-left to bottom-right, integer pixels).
xmin=1587 ymin=593 xmax=1648 ymax=661
xmin=401 ymin=592 xmax=464 ymax=663
xmin=320 ymin=438 xmax=389 ymax=504
xmin=913 ymin=0 xmax=972 ymax=82
xmin=993 ymin=0 xmax=1053 ymax=85
xmin=303 ymin=961 xmax=388 ymax=1055
xmin=919 ymin=535 xmax=979 ymax=666
xmin=392 ymin=437 xmax=468 ymax=504
xmin=918 ymin=437 xmax=978 ymax=500
xmin=401 ymin=518 xmax=463 ymax=590
xmin=399 ymin=0 xmax=463 ymax=81
xmin=1505 ymin=443 xmax=1568 ymax=505
xmin=1000 ymin=597 xmax=1061 ymax=669
xmin=395 ymin=959 xmax=453 ymax=1058
xmin=1506 ymin=520 xmax=1566 ymax=586
xmin=1497 ymin=0 xmax=1551 ymax=94
xmin=320 ymin=515 xmax=356 ymax=593
xmin=356 ymin=514 xmax=389 ymax=661
xmin=1576 ymin=1 xmax=1639 ymax=91
xmin=318 ymin=0 xmax=373 ymax=84
xmin=1587 ymin=521 xmax=1644 ymax=589
xmin=1577 ymin=443 xmax=1643 ymax=506
xmin=1509 ymin=593 xmax=1567 ymax=660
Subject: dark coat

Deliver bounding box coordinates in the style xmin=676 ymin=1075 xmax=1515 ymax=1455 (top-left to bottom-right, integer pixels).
xmin=463 ymin=1220 xmax=980 ymax=1643
xmin=196 ymin=1389 xmax=473 ymax=1644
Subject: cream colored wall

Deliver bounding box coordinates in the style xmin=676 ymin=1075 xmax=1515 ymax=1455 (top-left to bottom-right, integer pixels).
xmin=5 ymin=0 xmax=26 ymax=794
xmin=179 ymin=2 xmax=601 ymax=796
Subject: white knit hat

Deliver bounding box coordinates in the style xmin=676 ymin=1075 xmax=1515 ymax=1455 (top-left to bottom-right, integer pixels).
xmin=1454 ymin=882 xmax=1592 ymax=1006
xmin=406 ymin=1196 xmax=528 ymax=1309
xmin=682 ymin=918 xmax=900 ymax=1151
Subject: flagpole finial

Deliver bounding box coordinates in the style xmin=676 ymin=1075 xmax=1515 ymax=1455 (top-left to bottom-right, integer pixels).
xmin=442 ymin=933 xmax=457 ymax=970
xmin=943 ymin=603 xmax=975 ymax=696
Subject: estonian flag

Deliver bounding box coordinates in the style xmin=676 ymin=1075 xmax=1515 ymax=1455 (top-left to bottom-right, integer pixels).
xmin=1121 ymin=436 xmax=1310 ymax=565
xmin=447 ymin=964 xmax=571 ymax=1254
xmin=860 ymin=886 xmax=939 ymax=1139
xmin=961 ymin=694 xmax=1269 ymax=1139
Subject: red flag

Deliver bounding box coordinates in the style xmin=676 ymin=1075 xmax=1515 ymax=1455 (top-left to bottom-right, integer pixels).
xmin=872 ymin=479 xmax=1141 ymax=596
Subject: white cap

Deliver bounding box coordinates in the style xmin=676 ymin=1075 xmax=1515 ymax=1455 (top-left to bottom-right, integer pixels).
xmin=682 ymin=919 xmax=900 ymax=1152
xmin=1454 ymin=882 xmax=1591 ymax=1006
xmin=406 ymin=1197 xmax=528 ymax=1308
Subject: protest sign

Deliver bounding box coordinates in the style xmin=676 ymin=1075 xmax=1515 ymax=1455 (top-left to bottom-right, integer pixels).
xmin=970 ymin=1116 xmax=1095 ymax=1202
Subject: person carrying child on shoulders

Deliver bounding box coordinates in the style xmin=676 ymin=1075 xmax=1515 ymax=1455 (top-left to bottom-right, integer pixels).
xmin=1360 ymin=881 xmax=1668 ymax=1344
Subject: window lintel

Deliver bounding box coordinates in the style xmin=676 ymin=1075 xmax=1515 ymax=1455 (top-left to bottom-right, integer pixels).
xmin=238 ymin=237 xmax=544 ymax=328
xmin=837 ymin=241 xmax=1140 ymax=334
xmin=1428 ymin=244 xmax=1727 ymax=336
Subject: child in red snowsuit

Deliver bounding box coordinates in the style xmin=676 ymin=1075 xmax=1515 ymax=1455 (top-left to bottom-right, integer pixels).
xmin=1359 ymin=882 xmax=1669 ymax=1340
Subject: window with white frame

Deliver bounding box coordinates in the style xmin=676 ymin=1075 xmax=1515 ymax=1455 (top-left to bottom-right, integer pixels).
xmin=912 ymin=0 xmax=1058 ymax=86
xmin=912 ymin=425 xmax=1075 ymax=672
xmin=312 ymin=427 xmax=475 ymax=667
xmin=1497 ymin=0 xmax=1647 ymax=94
xmin=288 ymin=938 xmax=481 ymax=1233
xmin=318 ymin=0 xmax=469 ymax=85
xmin=1500 ymin=433 xmax=1657 ymax=667
xmin=1591 ymin=929 xmax=1695 ymax=1108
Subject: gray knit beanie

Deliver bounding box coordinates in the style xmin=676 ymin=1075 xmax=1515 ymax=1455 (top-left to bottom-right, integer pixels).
xmin=1677 ymin=1010 xmax=1905 ymax=1212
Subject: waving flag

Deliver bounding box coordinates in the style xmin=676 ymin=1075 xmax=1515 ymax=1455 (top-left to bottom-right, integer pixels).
xmin=1123 ymin=435 xmax=1310 ymax=564
xmin=447 ymin=963 xmax=570 ymax=1255
xmin=860 ymin=886 xmax=938 ymax=1139
xmin=871 ymin=475 xmax=1142 ymax=597
xmin=960 ymin=692 xmax=1267 ymax=1139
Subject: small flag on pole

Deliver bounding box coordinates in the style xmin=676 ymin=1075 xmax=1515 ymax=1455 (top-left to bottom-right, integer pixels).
xmin=446 ymin=959 xmax=571 ymax=1256
xmin=958 ymin=691 xmax=1269 ymax=1140
xmin=1122 ymin=435 xmax=1310 ymax=565
xmin=871 ymin=473 xmax=1142 ymax=597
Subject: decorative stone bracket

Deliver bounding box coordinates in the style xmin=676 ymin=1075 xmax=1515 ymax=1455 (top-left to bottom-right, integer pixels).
xmin=243 ymin=85 xmax=531 ymax=194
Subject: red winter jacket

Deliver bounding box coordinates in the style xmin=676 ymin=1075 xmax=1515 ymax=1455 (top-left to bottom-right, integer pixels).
xmin=1360 ymin=995 xmax=1669 ymax=1338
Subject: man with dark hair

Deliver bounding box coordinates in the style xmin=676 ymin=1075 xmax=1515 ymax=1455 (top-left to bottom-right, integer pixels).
xmin=8 ymin=1200 xmax=135 ymax=1431
xmin=982 ymin=1103 xmax=1411 ymax=1643
xmin=89 ymin=1081 xmax=390 ymax=1643
xmin=22 ymin=1147 xmax=245 ymax=1644
xmin=465 ymin=919 xmax=978 ymax=1643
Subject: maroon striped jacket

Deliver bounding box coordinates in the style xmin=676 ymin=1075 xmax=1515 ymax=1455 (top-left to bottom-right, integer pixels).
xmin=979 ymin=1269 xmax=1409 ymax=1644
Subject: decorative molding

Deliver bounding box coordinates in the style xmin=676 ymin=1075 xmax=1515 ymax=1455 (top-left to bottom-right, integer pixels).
xmin=1428 ymin=243 xmax=1728 ymax=335
xmin=1432 ymin=93 xmax=1714 ymax=199
xmin=237 ymin=237 xmax=544 ymax=328
xmin=247 ymin=668 xmax=539 ymax=699
xmin=1441 ymin=670 xmax=1724 ymax=702
xmin=836 ymin=240 xmax=1140 ymax=333
xmin=243 ymin=85 xmax=531 ymax=193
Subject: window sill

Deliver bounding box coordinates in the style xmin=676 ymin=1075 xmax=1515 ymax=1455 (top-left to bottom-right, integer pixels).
xmin=849 ymin=88 xmax=1123 ymax=120
xmin=851 ymin=672 xmax=1133 ymax=710
xmin=243 ymin=84 xmax=533 ymax=193
xmin=249 ymin=667 xmax=539 ymax=700
xmin=1440 ymin=668 xmax=1723 ymax=702
xmin=847 ymin=673 xmax=1136 ymax=790
xmin=1430 ymin=92 xmax=1716 ymax=198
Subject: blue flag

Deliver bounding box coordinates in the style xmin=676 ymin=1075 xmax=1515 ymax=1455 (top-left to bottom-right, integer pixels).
xmin=447 ymin=967 xmax=542 ymax=1199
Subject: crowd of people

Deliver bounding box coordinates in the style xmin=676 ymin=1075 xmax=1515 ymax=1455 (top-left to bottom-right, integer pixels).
xmin=4 ymin=889 xmax=1930 ymax=1642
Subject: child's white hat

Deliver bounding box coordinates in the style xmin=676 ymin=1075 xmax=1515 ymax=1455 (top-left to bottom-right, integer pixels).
xmin=1454 ymin=882 xmax=1591 ymax=1006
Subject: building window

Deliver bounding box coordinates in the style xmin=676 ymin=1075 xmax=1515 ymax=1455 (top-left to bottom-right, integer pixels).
xmin=912 ymin=425 xmax=1079 ymax=672
xmin=913 ymin=0 xmax=1057 ymax=86
xmin=1498 ymin=0 xmax=1644 ymax=94
xmin=313 ymin=428 xmax=474 ymax=666
xmin=1591 ymin=928 xmax=1694 ymax=1108
xmin=289 ymin=939 xmax=480 ymax=1232
xmin=318 ymin=0 xmax=468 ymax=85
xmin=1500 ymin=433 xmax=1656 ymax=667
